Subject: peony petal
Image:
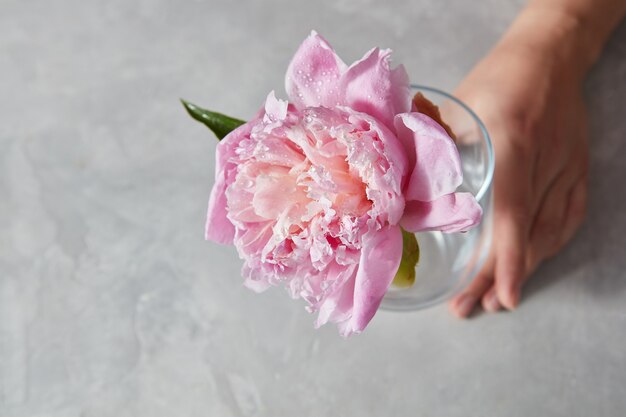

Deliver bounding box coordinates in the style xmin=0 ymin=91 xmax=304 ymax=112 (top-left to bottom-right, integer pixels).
xmin=343 ymin=109 xmax=408 ymax=224
xmin=285 ymin=30 xmax=346 ymax=109
xmin=314 ymin=262 xmax=358 ymax=328
xmin=237 ymin=222 xmax=275 ymax=258
xmin=263 ymin=91 xmax=288 ymax=123
xmin=394 ymin=112 xmax=463 ymax=202
xmin=252 ymin=167 xmax=307 ymax=219
xmin=285 ymin=32 xmax=410 ymax=131
xmin=243 ymin=276 xmax=272 ymax=293
xmin=341 ymin=225 xmax=403 ymax=336
xmin=253 ymin=137 xmax=305 ymax=167
xmin=344 ymin=109 xmax=409 ymax=182
xmin=400 ymin=192 xmax=483 ymax=233
xmin=206 ymin=174 xmax=234 ymax=244
xmin=206 ymin=120 xmax=258 ymax=244
xmin=341 ymin=48 xmax=410 ymax=130
xmin=225 ymin=185 xmax=263 ymax=223
xmin=390 ymin=64 xmax=411 ymax=120
xmin=242 ymin=261 xmax=273 ymax=293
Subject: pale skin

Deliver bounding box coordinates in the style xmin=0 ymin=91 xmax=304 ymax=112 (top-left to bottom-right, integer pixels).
xmin=448 ymin=0 xmax=626 ymax=317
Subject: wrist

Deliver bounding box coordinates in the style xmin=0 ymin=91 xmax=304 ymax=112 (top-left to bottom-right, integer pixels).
xmin=496 ymin=6 xmax=599 ymax=81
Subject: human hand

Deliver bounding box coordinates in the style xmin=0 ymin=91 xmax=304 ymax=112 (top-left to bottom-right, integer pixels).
xmin=448 ymin=8 xmax=591 ymax=317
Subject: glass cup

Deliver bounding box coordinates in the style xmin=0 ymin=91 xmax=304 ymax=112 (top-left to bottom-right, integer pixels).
xmin=380 ymin=85 xmax=495 ymax=311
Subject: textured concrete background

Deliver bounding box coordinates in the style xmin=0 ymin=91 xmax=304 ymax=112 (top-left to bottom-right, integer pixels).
xmin=1 ymin=0 xmax=626 ymax=416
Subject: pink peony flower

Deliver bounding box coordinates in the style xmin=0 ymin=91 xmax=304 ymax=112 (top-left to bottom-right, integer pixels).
xmin=206 ymin=31 xmax=482 ymax=336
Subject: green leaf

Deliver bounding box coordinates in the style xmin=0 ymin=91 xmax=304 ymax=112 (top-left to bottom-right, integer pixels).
xmin=392 ymin=229 xmax=420 ymax=288
xmin=180 ymin=99 xmax=246 ymax=140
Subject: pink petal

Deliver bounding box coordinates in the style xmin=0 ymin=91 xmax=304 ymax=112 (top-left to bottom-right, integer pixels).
xmin=237 ymin=222 xmax=275 ymax=258
xmin=242 ymin=261 xmax=273 ymax=293
xmin=343 ymin=225 xmax=403 ymax=336
xmin=394 ymin=112 xmax=463 ymax=202
xmin=205 ymin=119 xmax=257 ymax=244
xmin=314 ymin=262 xmax=358 ymax=328
xmin=342 ymin=109 xmax=408 ymax=224
xmin=284 ymin=32 xmax=411 ymax=130
xmin=390 ymin=65 xmax=411 ymax=120
xmin=263 ymin=91 xmax=288 ymax=123
xmin=243 ymin=276 xmax=272 ymax=293
xmin=341 ymin=48 xmax=410 ymax=130
xmin=252 ymin=167 xmax=307 ymax=219
xmin=285 ymin=30 xmax=346 ymax=109
xmin=252 ymin=137 xmax=305 ymax=167
xmin=400 ymin=193 xmax=483 ymax=233
xmin=345 ymin=109 xmax=409 ymax=181
xmin=206 ymin=175 xmax=233 ymax=244
xmin=225 ymin=184 xmax=263 ymax=223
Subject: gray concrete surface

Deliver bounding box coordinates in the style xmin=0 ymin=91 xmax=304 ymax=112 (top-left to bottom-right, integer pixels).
xmin=1 ymin=0 xmax=626 ymax=416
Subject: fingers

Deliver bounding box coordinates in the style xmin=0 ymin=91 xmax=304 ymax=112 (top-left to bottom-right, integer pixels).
xmin=481 ymin=286 xmax=501 ymax=313
xmin=491 ymin=130 xmax=532 ymax=311
xmin=525 ymin=174 xmax=572 ymax=274
xmin=558 ymin=176 xmax=587 ymax=246
xmin=448 ymin=254 xmax=495 ymax=318
xmin=526 ymin=175 xmax=587 ymax=273
xmin=490 ymin=156 xmax=587 ymax=310
xmin=493 ymin=212 xmax=528 ymax=310
xmin=526 ymin=154 xmax=588 ymax=274
xmin=530 ymin=127 xmax=569 ymax=213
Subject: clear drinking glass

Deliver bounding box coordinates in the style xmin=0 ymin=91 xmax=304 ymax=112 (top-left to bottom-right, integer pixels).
xmin=380 ymin=85 xmax=495 ymax=311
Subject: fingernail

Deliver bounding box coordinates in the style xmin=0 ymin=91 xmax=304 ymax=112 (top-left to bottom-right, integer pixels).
xmin=456 ymin=294 xmax=477 ymax=318
xmin=505 ymin=285 xmax=521 ymax=310
xmin=484 ymin=291 xmax=500 ymax=312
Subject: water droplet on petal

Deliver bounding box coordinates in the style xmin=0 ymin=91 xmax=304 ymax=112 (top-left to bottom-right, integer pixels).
xmin=259 ymin=144 xmax=270 ymax=153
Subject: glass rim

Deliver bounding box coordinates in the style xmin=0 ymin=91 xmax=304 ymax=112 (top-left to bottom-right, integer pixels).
xmin=410 ymin=84 xmax=495 ymax=203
